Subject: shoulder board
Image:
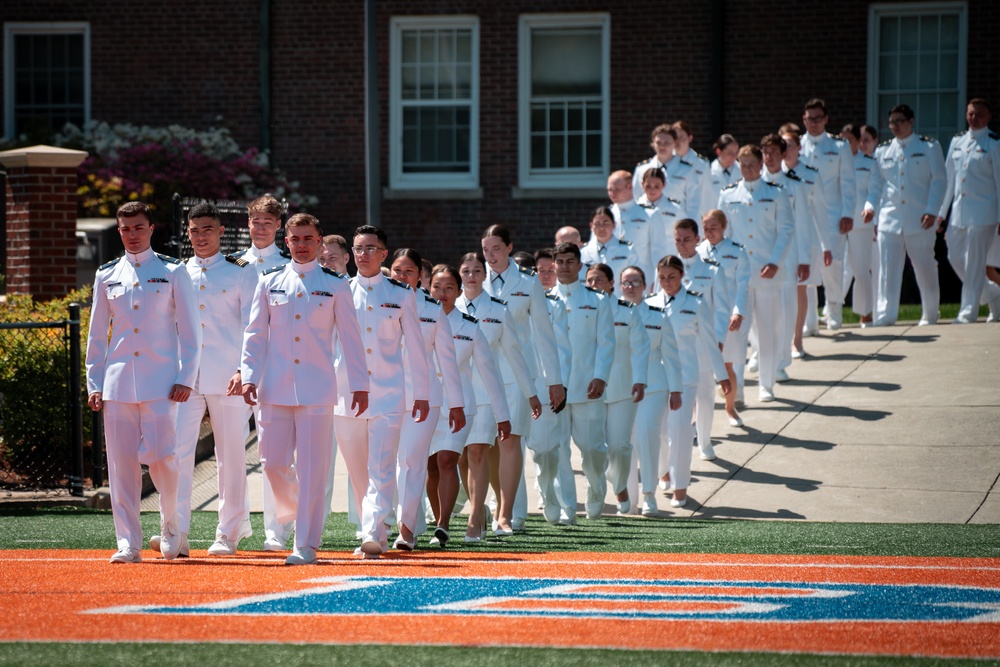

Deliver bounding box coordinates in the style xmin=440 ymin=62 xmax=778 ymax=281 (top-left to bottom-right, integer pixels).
xmin=226 ymin=251 xmax=246 ymax=262
xmin=584 ymin=285 xmax=601 ymax=294
xmin=636 ymin=156 xmax=653 ymax=167
xmin=387 ymin=277 xmax=410 ymax=290
xmin=424 ymin=294 xmax=440 ymax=305
xmin=226 ymin=255 xmax=250 ymax=267
xmin=990 ymin=131 xmax=1000 ymax=141
xmin=785 ymin=171 xmax=801 ymax=182
xmin=639 ymin=202 xmax=655 ymax=209
xmin=686 ymin=288 xmax=703 ymax=298
xmin=954 ymin=130 xmax=967 ymax=137
xmin=155 ymin=252 xmax=183 ymax=265
xmin=831 ymin=133 xmax=842 ymax=140
xmin=721 ymin=182 xmax=738 ymax=191
xmin=617 ymin=298 xmax=632 ymax=308
xmin=617 ymin=238 xmax=632 ymax=247
xmin=666 ymin=197 xmax=681 ymax=204
xmin=730 ymin=240 xmax=745 ymax=249
xmin=920 ymin=135 xmax=935 ymax=143
xmin=263 ymin=264 xmax=285 ymax=276
xmin=545 ymin=292 xmax=558 ymax=301
xmin=695 ymin=151 xmax=707 ymax=160
xmin=879 ymin=139 xmax=892 ymax=147
xmin=862 ymin=152 xmax=875 ymax=160
xmin=99 ymin=257 xmax=121 ymax=271
xmin=804 ymin=163 xmax=819 ymax=172
xmin=647 ymin=304 xmax=664 ymax=312
xmin=764 ymin=180 xmax=781 ymax=188
xmin=462 ymin=312 xmax=478 ymax=324
xmin=679 ymin=158 xmax=692 ymax=166
xmin=703 ymin=257 xmax=720 ymax=266
xmin=517 ymin=264 xmax=536 ymax=276
xmin=279 ymin=249 xmax=292 ymax=259
xmin=321 ymin=266 xmax=344 ymax=278
xmin=490 ymin=295 xmax=508 ymax=306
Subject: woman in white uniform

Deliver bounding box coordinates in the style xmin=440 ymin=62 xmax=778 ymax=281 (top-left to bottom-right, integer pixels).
xmin=427 ymin=264 xmax=512 ymax=545
xmin=389 ymin=249 xmax=465 ymax=550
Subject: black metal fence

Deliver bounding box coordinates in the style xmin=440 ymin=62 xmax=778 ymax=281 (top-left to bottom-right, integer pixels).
xmin=170 ymin=194 xmax=288 ymax=261
xmin=0 ymin=303 xmax=97 ymax=495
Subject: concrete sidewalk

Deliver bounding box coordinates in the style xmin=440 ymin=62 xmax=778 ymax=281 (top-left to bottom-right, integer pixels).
xmin=143 ymin=320 xmax=999 ymax=524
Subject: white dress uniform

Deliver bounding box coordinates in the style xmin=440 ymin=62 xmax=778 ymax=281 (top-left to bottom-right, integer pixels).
xmin=626 ymin=302 xmax=682 ymax=511
xmin=86 ymin=248 xmax=202 ymax=553
xmin=800 ymin=131 xmax=856 ymax=327
xmin=611 ymin=200 xmax=655 ymax=283
xmin=333 ymin=272 xmax=428 ymax=551
xmin=639 ymin=193 xmax=685 ymax=275
xmin=603 ymin=297 xmax=649 ymax=501
xmin=241 ymin=258 xmax=368 ymax=552
xmin=865 ymin=133 xmax=947 ymax=325
xmin=842 ymin=151 xmax=877 ymax=318
xmin=680 ymin=253 xmax=730 ymax=457
xmin=236 ymin=242 xmax=292 ymax=546
xmin=680 ymin=150 xmax=713 ymax=219
xmin=704 ymin=160 xmax=740 ymax=221
xmin=718 ymin=178 xmax=794 ymax=397
xmin=431 ymin=308 xmax=511 ymax=455
xmin=395 ymin=291 xmax=464 ymax=537
xmin=175 ymin=252 xmax=257 ymax=544
xmin=940 ymin=126 xmax=1000 ymax=322
xmin=632 ymin=156 xmax=669 ymax=201
xmin=581 ymin=235 xmax=640 ymax=286
xmin=651 ymin=288 xmax=726 ymax=494
xmin=552 ymin=281 xmax=615 ymax=519
xmin=698 ymin=237 xmax=750 ymax=366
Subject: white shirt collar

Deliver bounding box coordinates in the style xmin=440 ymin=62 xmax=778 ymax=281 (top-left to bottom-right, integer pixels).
xmin=126 ymin=247 xmax=155 ymax=264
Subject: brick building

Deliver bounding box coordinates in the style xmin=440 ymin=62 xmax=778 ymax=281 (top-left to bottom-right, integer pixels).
xmin=3 ymin=0 xmax=995 ymax=271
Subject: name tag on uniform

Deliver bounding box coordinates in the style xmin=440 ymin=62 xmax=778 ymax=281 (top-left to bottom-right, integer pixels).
xmin=311 ymin=290 xmax=333 ymax=297
xmin=824 ymin=151 xmax=838 ymax=156
xmin=381 ymin=303 xmax=400 ymax=309
xmin=759 ymin=198 xmax=774 ymax=203
xmin=419 ymin=317 xmax=436 ymax=323
xmin=511 ymin=291 xmax=530 ymax=297
xmin=611 ymin=255 xmax=628 ymax=261
xmin=147 ymin=278 xmax=169 ymax=283
xmin=681 ymin=309 xmax=696 ymax=315
xmin=454 ymin=334 xmax=473 ymax=341
xmin=614 ymin=321 xmax=628 ymax=327
xmin=270 ymin=289 xmax=286 ymax=294
xmin=579 ymin=305 xmax=596 ymax=310
xmin=106 ymin=283 xmax=124 ymax=299
xmin=645 ymin=324 xmax=661 ymax=330
xmin=722 ymin=254 xmax=738 ymax=260
xmin=483 ymin=317 xmax=502 ymax=324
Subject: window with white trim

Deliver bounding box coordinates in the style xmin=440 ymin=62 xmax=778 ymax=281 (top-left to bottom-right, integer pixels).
xmin=3 ymin=22 xmax=90 ymax=139
xmin=867 ymin=3 xmax=967 ymax=141
xmin=389 ymin=16 xmax=478 ymax=190
xmin=518 ymin=13 xmax=610 ymax=190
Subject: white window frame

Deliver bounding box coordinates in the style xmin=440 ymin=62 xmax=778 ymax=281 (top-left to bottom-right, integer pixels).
xmin=517 ymin=13 xmax=610 ymax=191
xmin=866 ymin=2 xmax=967 ymax=141
xmin=3 ymin=22 xmax=91 ymax=139
xmin=388 ymin=15 xmax=479 ymax=191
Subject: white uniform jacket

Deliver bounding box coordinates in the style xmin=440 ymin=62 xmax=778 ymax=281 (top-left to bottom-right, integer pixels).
xmin=681 ymin=253 xmax=731 ymax=342
xmin=852 ymin=151 xmax=878 ymax=228
xmin=763 ymin=167 xmax=818 ymax=275
xmin=241 ymin=259 xmax=368 ymax=406
xmin=86 ymin=248 xmax=201 ymax=402
xmin=444 ymin=307 xmax=510 ymax=422
xmin=638 ymin=194 xmax=684 ymax=271
xmin=604 ymin=298 xmax=650 ymax=404
xmin=409 ymin=290 xmax=463 ymax=410
xmin=698 ymin=238 xmax=750 ymax=319
xmin=651 ymin=289 xmax=727 ymax=386
xmin=581 ymin=236 xmax=639 ymax=286
xmin=485 ymin=258 xmax=562 ymax=387
xmin=865 ymin=134 xmax=947 ymax=236
xmin=636 ymin=302 xmax=682 ymax=394
xmin=632 ymin=156 xmax=669 ymax=201
xmin=718 ymin=178 xmax=795 ymax=286
xmin=611 ymin=200 xmax=654 ymax=281
xmin=333 ymin=272 xmax=427 ymax=417
xmin=704 ymin=160 xmax=740 ymax=216
xmin=938 ymin=126 xmax=1000 ymax=227
xmin=456 ymin=292 xmax=536 ymax=405
xmin=665 ymin=155 xmax=705 ymax=220
xmin=235 ymin=243 xmax=290 ymax=274
xmin=185 ymin=252 xmax=258 ymax=395
xmin=801 ymin=131 xmax=856 ymax=251
xmin=552 ymin=282 xmax=616 ymax=404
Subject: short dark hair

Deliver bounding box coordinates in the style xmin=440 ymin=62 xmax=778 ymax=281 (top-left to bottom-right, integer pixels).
xmin=188 ymin=201 xmax=220 ymax=222
xmin=533 ymin=247 xmax=555 ymax=262
xmin=760 ymin=133 xmax=787 ymax=153
xmin=889 ymin=104 xmax=914 ymax=121
xmin=968 ymin=97 xmax=991 ymax=112
xmin=482 ymin=223 xmax=511 ymax=246
xmin=354 ymin=224 xmax=388 ymax=247
xmin=286 ymin=212 xmax=321 ymax=236
xmin=840 ymin=123 xmax=861 ymax=140
xmin=554 ymin=242 xmax=581 ymax=261
xmin=621 ymin=265 xmax=646 ymax=286
xmin=392 ymin=247 xmax=423 ymax=273
xmin=512 ymin=250 xmax=535 ymax=270
xmin=861 ymin=124 xmax=879 ymax=141
xmin=804 ymin=98 xmax=828 ymax=115
xmin=322 ymin=234 xmax=349 ymax=251
xmin=674 ymin=218 xmax=700 ymax=236
xmin=117 ymin=201 xmax=152 ymax=222
xmin=587 ymin=262 xmax=614 ymax=283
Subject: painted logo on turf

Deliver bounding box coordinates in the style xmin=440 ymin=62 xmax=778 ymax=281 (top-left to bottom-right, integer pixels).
xmin=90 ymin=577 xmax=1000 ymax=622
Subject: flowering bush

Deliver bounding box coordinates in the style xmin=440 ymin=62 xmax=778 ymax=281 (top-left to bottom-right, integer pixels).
xmin=56 ymin=121 xmax=318 ymax=218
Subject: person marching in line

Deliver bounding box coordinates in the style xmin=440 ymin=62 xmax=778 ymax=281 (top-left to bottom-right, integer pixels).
xmin=585 ymin=263 xmax=648 ymax=515
xmin=427 ymin=264 xmax=513 ymax=544
xmin=864 ymin=104 xmax=947 ymax=326
xmin=840 ymin=123 xmax=877 ymax=326
xmin=650 ymin=256 xmax=730 ymax=508
xmin=580 ymin=206 xmax=639 ymax=285
xmin=718 ymin=144 xmax=795 ymax=403
xmin=332 ymin=226 xmax=429 ymax=559
xmin=482 ymin=225 xmax=565 ymax=534
xmin=389 ymin=249 xmax=465 ymax=551
xmin=240 ymin=213 xmax=369 ymax=565
xmin=455 ymin=252 xmax=543 ymax=534
xmin=169 ymin=202 xmax=258 ymax=557
xmin=551 ymin=242 xmax=615 ymax=521
xmin=673 ymin=120 xmax=713 ymax=219
xmin=704 ymin=134 xmax=741 ymax=220
xmin=234 ymin=195 xmax=294 ymax=551
xmin=608 ymin=170 xmax=655 ymax=283
xmin=634 ymin=125 xmax=701 ymax=221
xmin=638 ymin=169 xmax=685 ymax=286
xmin=87 ymin=201 xmax=201 ymax=563
xmin=939 ymin=98 xmax=1000 ymax=323
xmin=621 ymin=266 xmax=682 ymax=516
xmin=698 ymin=209 xmax=751 ymax=427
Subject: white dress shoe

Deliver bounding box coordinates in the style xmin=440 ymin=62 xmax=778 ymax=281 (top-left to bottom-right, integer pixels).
xmin=758 ymin=386 xmax=775 ymax=402
xmin=148 ymin=535 xmax=160 ymax=552
xmin=802 ymin=325 xmax=818 ymax=337
xmin=616 ymin=498 xmax=632 ymax=515
xmin=492 ymin=524 xmax=513 ymax=537
xmin=670 ymin=496 xmax=688 ymax=508
xmin=109 ymin=547 xmax=142 ymax=564
xmin=558 ymin=510 xmax=577 ymax=526
xmin=263 ymin=536 xmax=287 ymax=552
xmin=392 ymin=535 xmax=415 ymax=551
xmin=791 ymin=347 xmax=805 ymax=359
xmin=775 ymin=368 xmax=790 ymax=383
xmin=746 ymin=353 xmax=759 ymax=373
xmin=159 ymin=529 xmax=186 ymax=560
xmin=511 ymin=517 xmax=526 ymax=532
xmin=207 ymin=536 xmax=238 ymax=557
xmin=285 ymin=547 xmax=317 ymax=565
xmin=657 ymin=479 xmax=669 ymax=491
xmin=641 ymin=494 xmax=658 ymax=517
xmin=586 ymin=499 xmax=604 ymax=520
xmin=699 ymin=443 xmax=717 ymax=461
xmin=360 ymin=536 xmax=384 ymax=557
xmin=542 ymin=502 xmax=562 ymax=525
xmin=728 ymin=415 xmax=744 ymax=427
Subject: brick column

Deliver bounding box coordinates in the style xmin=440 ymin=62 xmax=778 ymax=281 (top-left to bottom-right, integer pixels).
xmin=0 ymin=145 xmax=88 ymax=300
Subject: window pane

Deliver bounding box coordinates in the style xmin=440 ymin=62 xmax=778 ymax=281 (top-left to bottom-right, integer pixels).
xmin=940 ymin=14 xmax=959 ymax=49
xmin=402 ymin=31 xmax=418 ymax=63
xmin=880 ymin=17 xmax=898 ymax=51
xmin=586 ymin=134 xmax=602 ymax=168
xmin=919 ymin=15 xmax=939 ymax=51
xmin=531 ymin=28 xmax=601 ymax=96
xmin=456 ymin=32 xmax=471 ymax=62
xmin=401 ymin=64 xmax=418 ymax=99
xmin=567 ymin=104 xmax=583 ymax=132
xmin=549 ymin=106 xmax=565 ymax=132
xmin=420 ymin=64 xmax=436 ymax=99
xmin=401 ymin=104 xmax=471 ymax=173
xmin=939 ymin=92 xmax=958 ymax=131
xmin=899 ymin=55 xmax=919 ymax=89
xmin=899 ymin=16 xmax=919 ymax=51
xmin=919 ymin=93 xmax=938 ymax=129
xmin=918 ymin=54 xmax=938 ymax=88
xmin=531 ymin=136 xmax=547 ymax=170
xmin=549 ymin=134 xmax=565 ymax=169
xmin=586 ymin=102 xmax=601 ymax=131
xmin=939 ymin=52 xmax=958 ymax=88
xmin=567 ymin=133 xmax=583 ymax=168
xmin=456 ymin=64 xmax=472 ymax=98
xmin=420 ymin=32 xmax=436 ymax=62
xmin=879 ymin=55 xmax=898 ymax=90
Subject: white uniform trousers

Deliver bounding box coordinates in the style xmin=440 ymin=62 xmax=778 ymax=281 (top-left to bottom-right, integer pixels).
xmin=175 ymin=393 xmax=251 ymax=539
xmin=876 ymin=229 xmax=939 ymax=324
xmin=104 ymin=399 xmax=180 ymax=551
xmin=395 ymin=409 xmax=440 ymax=534
xmin=805 ymin=286 xmax=819 ymax=333
xmin=605 ymin=398 xmax=637 ymax=496
xmin=258 ymin=404 xmax=334 ymax=551
xmin=777 ymin=282 xmax=797 ymax=374
xmin=567 ymin=401 xmax=609 ymax=509
xmin=844 ymin=227 xmax=875 ymax=317
xmin=693 ymin=346 xmax=716 ymax=456
xmin=749 ymin=285 xmax=783 ymax=392
xmin=664 ymin=385 xmax=697 ymax=491
xmin=335 ymin=413 xmax=404 ymax=548
xmin=628 ymin=390 xmax=667 ymax=502
xmin=820 ymin=234 xmax=847 ymax=307
xmin=948 ymin=224 xmax=1000 ymax=322
xmin=253 ymin=404 xmax=293 ymax=545
xmin=526 ymin=405 xmax=565 ymax=514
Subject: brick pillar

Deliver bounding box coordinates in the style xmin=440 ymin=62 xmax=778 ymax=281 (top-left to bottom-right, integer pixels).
xmin=0 ymin=145 xmax=88 ymax=300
